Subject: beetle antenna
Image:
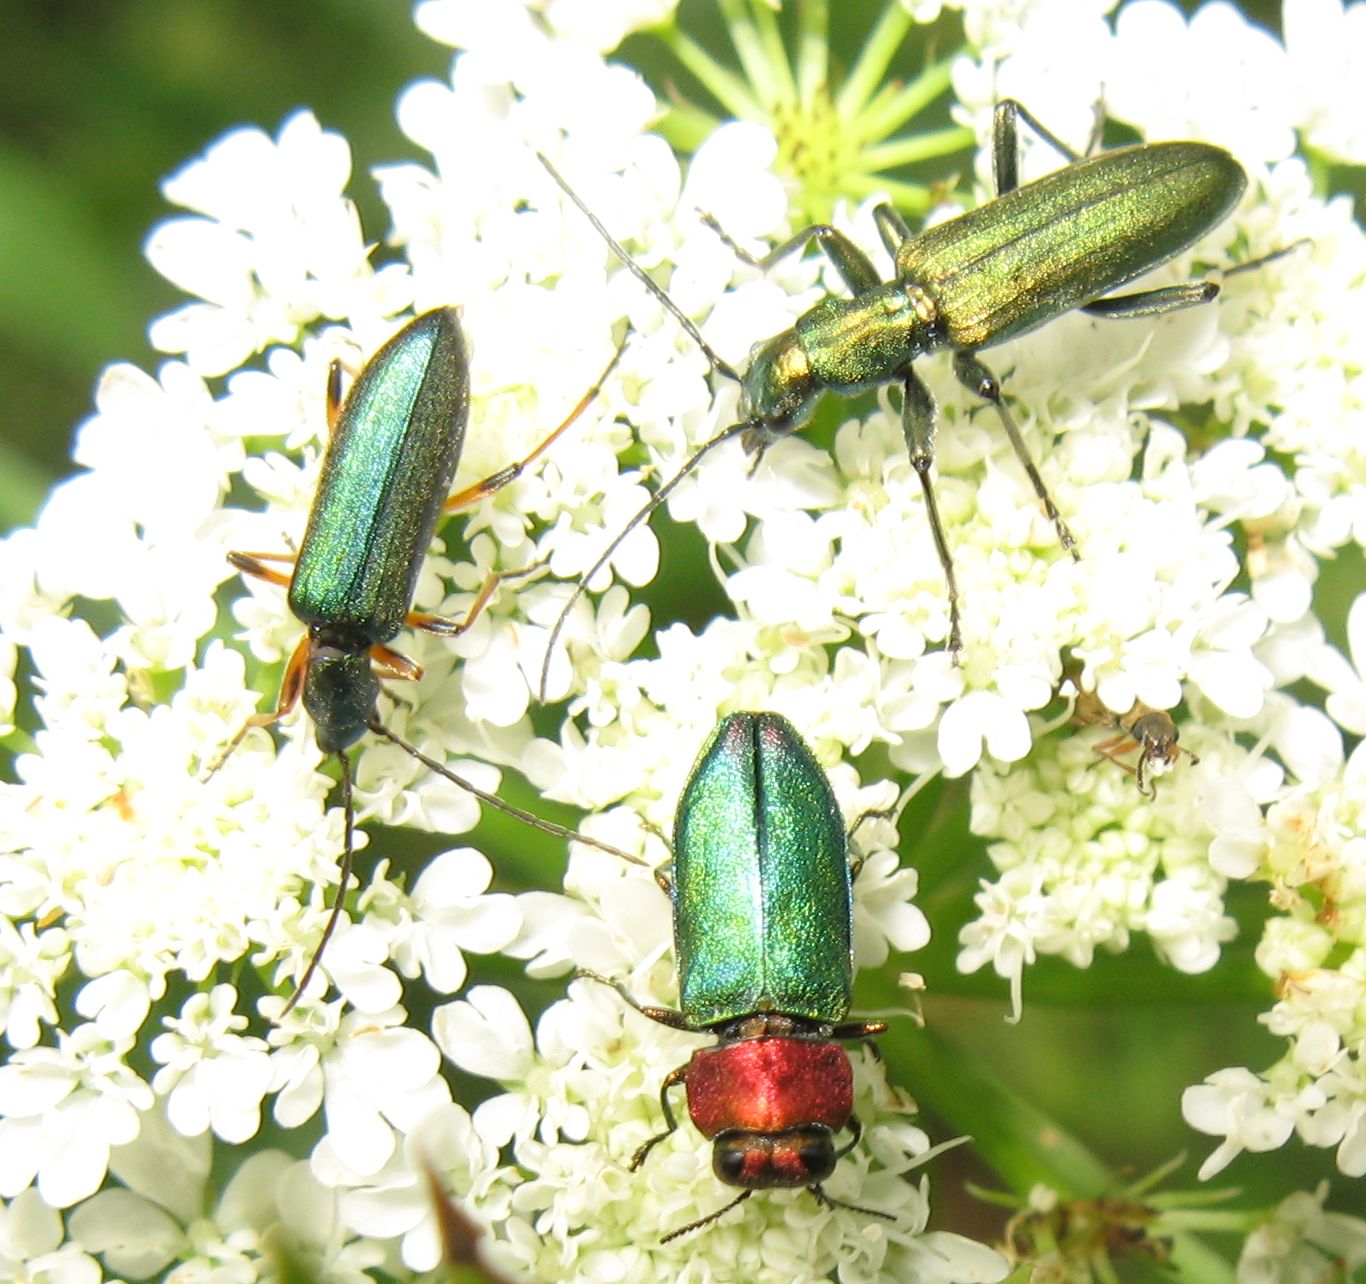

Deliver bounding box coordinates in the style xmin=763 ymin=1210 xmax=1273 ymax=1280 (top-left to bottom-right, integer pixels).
xmin=809 ymin=1184 xmax=896 ymax=1222
xmin=536 ymin=153 xmax=742 ymax=386
xmin=280 ymin=748 xmax=356 ymax=1017
xmin=536 ymin=422 xmax=749 ymax=702
xmin=658 ymin=1191 xmax=752 ymax=1244
xmin=366 ymin=719 xmax=649 ymax=867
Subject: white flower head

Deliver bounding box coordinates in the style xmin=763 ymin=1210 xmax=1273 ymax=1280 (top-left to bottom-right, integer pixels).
xmin=1238 ymin=1181 xmax=1366 ymax=1284
xmin=147 ymin=112 xmax=406 ymax=376
xmin=0 ymin=1024 xmax=153 ymax=1208
xmin=4 ymin=0 xmax=1362 ymax=1276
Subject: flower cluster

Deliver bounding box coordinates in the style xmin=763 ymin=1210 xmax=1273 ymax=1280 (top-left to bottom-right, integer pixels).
xmin=954 ymin=0 xmax=1366 ymax=1211
xmin=1 ymin=0 xmax=1365 ymax=1280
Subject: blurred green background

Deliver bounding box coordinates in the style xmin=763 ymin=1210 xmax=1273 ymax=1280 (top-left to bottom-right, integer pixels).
xmin=2 ymin=0 xmax=1356 ymax=1271
xmin=0 ymin=0 xmax=447 ymax=532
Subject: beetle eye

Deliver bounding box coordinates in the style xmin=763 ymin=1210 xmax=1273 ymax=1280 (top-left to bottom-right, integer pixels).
xmin=794 ymin=1126 xmax=836 ymax=1181
xmin=713 ymin=1137 xmax=750 ymax=1186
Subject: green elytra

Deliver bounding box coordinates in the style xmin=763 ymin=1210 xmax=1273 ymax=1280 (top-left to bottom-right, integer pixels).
xmin=288 ymin=309 xmax=470 ymax=686
xmin=286 ymin=307 xmax=471 ymax=752
xmin=537 ymin=100 xmax=1285 ymax=687
xmin=672 ymin=711 xmax=852 ymax=1027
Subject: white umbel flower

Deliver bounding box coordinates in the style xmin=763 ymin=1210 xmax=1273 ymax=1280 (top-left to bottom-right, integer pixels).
xmin=4 ymin=0 xmax=1363 ymax=1278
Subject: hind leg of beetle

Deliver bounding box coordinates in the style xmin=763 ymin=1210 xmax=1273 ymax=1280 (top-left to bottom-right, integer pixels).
xmin=992 ymin=98 xmax=1097 ymax=195
xmin=1081 ymin=281 xmax=1221 ymax=319
xmin=811 ymin=1117 xmax=896 ymax=1221
xmin=630 ymin=1067 xmax=688 ymax=1171
xmin=407 ymin=562 xmax=546 ymax=640
xmin=900 ymin=367 xmax=964 ymax=660
xmin=441 ymin=337 xmax=629 ymax=514
xmin=1083 ymin=236 xmax=1310 ymax=319
xmin=575 ymin=970 xmax=691 ymax=1029
xmin=872 ymin=204 xmax=916 ymax=259
xmin=414 ymin=340 xmax=628 ymax=639
xmin=952 ymin=351 xmax=1078 ymax=560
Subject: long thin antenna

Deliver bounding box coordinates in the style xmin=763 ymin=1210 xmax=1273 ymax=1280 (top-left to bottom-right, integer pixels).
xmin=281 ymin=748 xmax=356 ymax=1018
xmin=536 ymin=153 xmax=743 ymax=385
xmin=533 ymin=153 xmax=754 ymax=702
xmin=536 ymin=422 xmax=749 ymax=701
xmin=367 ymin=719 xmax=649 ymax=867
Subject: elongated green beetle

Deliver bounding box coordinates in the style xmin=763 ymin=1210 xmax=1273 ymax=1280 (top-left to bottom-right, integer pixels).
xmin=215 ymin=307 xmax=642 ymax=1008
xmin=585 ymin=712 xmax=890 ymax=1241
xmin=538 ymin=100 xmax=1275 ymax=689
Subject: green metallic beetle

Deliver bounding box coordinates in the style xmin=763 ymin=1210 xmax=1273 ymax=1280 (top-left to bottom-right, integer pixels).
xmin=586 ymin=712 xmax=891 ymax=1241
xmin=227 ymin=308 xmax=475 ymax=757
xmin=216 ymin=307 xmax=638 ymax=1007
xmin=538 ymin=100 xmax=1275 ymax=688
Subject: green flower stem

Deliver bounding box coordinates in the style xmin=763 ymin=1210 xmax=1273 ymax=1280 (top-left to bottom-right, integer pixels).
xmin=877 ymin=1014 xmax=1116 ymax=1196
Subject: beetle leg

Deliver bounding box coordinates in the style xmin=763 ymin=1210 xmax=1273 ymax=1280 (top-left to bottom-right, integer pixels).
xmin=810 ymin=1117 xmax=897 ymax=1221
xmin=846 ymin=805 xmax=893 ymax=853
xmin=1081 ymin=281 xmax=1220 ymax=319
xmin=422 ymin=337 xmax=630 ymax=644
xmin=993 ymin=98 xmax=1087 ymax=195
xmin=204 ymin=634 xmax=310 ymax=778
xmin=900 ymin=366 xmax=963 ymax=660
xmin=1085 ymin=237 xmax=1309 ymax=320
xmin=630 ymin=1065 xmax=689 ymax=1171
xmin=873 ymin=203 xmax=913 ymax=259
xmin=1084 ymin=234 xmax=1310 ymax=319
xmin=575 ymin=970 xmax=692 ymax=1030
xmin=369 ymin=644 xmax=423 ymax=683
xmin=830 ymin=1019 xmax=890 ymax=1042
xmin=407 ymin=559 xmax=547 ymax=640
xmin=832 ymin=1113 xmax=865 ymax=1162
xmin=226 ymin=550 xmax=296 ymax=588
xmin=442 ymin=336 xmax=629 ymax=512
xmin=420 ymin=328 xmax=622 ymax=643
xmin=952 ymin=351 xmax=1078 ymax=560
xmin=325 ymin=359 xmax=346 ymax=433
